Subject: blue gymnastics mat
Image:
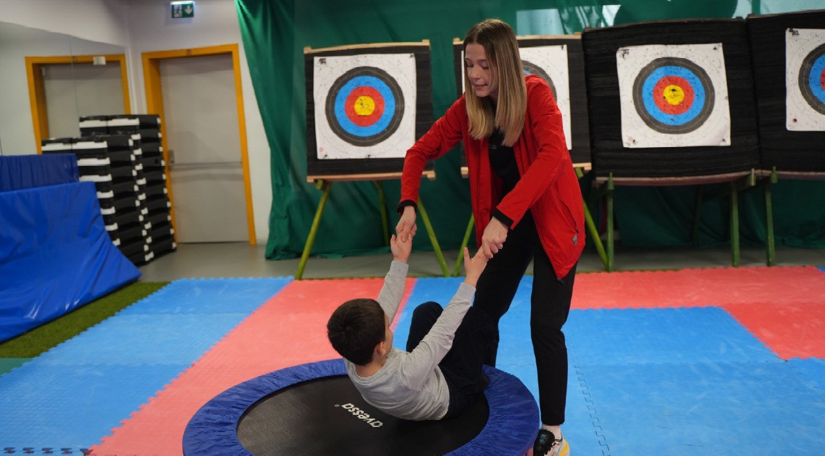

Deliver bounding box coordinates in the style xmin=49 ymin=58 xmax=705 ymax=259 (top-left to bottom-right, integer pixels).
xmin=578 ymin=361 xmax=825 ymax=455
xmin=564 ymin=307 xmax=780 ymax=366
xmin=789 ymin=357 xmax=825 ymax=392
xmin=0 ymin=278 xmax=290 ymax=452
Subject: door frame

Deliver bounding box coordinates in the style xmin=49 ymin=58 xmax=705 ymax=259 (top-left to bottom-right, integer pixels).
xmin=142 ymin=44 xmax=256 ymax=245
xmin=26 ymin=54 xmax=131 ymax=154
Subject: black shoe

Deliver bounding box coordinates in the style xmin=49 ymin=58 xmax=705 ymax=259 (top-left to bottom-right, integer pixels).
xmin=533 ymin=429 xmax=569 ymax=456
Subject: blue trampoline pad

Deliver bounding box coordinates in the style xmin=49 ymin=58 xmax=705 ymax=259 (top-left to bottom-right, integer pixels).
xmin=789 ymin=358 xmax=825 ymax=392
xmin=565 ymin=307 xmax=779 ymax=366
xmin=577 ymin=361 xmax=825 ymax=455
xmin=37 ymin=314 xmax=251 ymax=366
xmin=117 ymin=277 xmax=291 ymax=315
xmin=0 ymin=363 xmax=186 ymax=452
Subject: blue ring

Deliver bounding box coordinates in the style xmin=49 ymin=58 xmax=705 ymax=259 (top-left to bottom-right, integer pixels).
xmin=807 ymin=55 xmax=825 ymax=104
xmin=641 ymin=66 xmax=706 ymax=126
xmin=183 ymin=359 xmax=539 ymax=456
xmin=333 ymin=76 xmax=396 ymax=137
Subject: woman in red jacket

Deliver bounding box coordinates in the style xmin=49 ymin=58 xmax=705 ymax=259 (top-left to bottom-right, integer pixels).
xmin=396 ymin=19 xmax=585 ymax=456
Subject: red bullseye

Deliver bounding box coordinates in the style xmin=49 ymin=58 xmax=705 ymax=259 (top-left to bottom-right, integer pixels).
xmin=652 ymin=76 xmax=694 ymax=115
xmin=345 ymin=86 xmax=385 ymax=127
xmin=820 ymin=70 xmax=825 ymax=91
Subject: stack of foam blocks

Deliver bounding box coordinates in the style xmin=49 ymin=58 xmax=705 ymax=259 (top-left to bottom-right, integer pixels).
xmin=98 ymin=115 xmax=176 ymax=258
xmin=41 ymin=134 xmax=153 ymax=265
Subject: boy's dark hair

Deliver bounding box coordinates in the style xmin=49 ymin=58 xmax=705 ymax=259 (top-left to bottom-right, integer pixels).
xmin=327 ymin=298 xmax=386 ymax=366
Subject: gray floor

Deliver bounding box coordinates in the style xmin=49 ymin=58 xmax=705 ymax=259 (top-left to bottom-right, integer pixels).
xmin=138 ymin=241 xmax=825 ymax=281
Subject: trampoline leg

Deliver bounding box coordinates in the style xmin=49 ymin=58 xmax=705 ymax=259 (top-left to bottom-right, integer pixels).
xmin=576 ymin=167 xmax=608 ymax=271
xmin=373 ymin=181 xmax=390 ymax=246
xmin=765 ymin=168 xmax=777 ymax=266
xmin=296 ymin=180 xmax=332 ymax=280
xmin=730 ymin=181 xmax=740 ymax=268
xmin=418 ymin=199 xmax=450 ymax=277
xmin=453 ymin=214 xmax=475 ymax=276
xmin=607 ymin=173 xmax=615 ymax=272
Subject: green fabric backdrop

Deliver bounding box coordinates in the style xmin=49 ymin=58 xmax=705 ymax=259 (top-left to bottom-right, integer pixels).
xmin=235 ymin=0 xmax=825 ymax=260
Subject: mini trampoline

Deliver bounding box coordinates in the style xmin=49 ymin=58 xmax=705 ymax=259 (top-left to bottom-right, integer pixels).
xmin=183 ymin=359 xmax=539 ymax=455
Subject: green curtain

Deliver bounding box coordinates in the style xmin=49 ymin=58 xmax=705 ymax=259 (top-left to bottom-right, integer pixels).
xmin=236 ymin=0 xmax=825 ymax=260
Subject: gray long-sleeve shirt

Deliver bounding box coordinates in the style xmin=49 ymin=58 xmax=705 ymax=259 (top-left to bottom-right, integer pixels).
xmin=344 ymin=261 xmax=476 ymax=421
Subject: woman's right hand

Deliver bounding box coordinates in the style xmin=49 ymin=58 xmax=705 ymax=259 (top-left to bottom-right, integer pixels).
xmin=396 ymin=206 xmax=418 ymax=242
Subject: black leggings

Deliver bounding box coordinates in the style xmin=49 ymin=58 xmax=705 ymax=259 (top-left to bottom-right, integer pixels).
xmin=473 ymin=211 xmax=577 ymax=425
xmin=406 ymin=302 xmax=494 ymax=418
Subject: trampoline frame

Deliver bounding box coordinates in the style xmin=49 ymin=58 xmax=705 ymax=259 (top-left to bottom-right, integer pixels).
xmin=183 ymin=359 xmax=539 ymax=456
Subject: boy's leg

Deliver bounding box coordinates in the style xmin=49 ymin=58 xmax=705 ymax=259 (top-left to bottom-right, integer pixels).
xmin=439 ymin=307 xmax=495 ymax=418
xmin=406 ymin=301 xmax=442 ymax=352
xmin=531 ymin=247 xmax=577 ymax=427
xmin=438 ymin=307 xmax=495 ymax=389
xmin=472 ymin=213 xmax=536 ymax=366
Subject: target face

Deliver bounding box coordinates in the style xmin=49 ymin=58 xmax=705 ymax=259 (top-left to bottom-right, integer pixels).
xmin=314 ymin=54 xmax=416 ymax=159
xmin=519 ymin=45 xmax=572 ymax=150
xmin=786 ymin=28 xmax=825 ymax=131
xmin=632 ymin=57 xmax=715 ymax=134
xmin=617 ymin=44 xmax=731 ymax=148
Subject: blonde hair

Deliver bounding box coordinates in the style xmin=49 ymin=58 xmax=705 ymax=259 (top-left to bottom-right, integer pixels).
xmin=464 ymin=19 xmax=527 ymax=147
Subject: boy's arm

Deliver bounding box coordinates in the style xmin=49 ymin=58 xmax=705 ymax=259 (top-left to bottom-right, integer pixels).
xmin=376 ymin=234 xmax=412 ymax=322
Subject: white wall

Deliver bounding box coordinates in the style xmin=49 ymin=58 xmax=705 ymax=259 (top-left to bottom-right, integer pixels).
xmin=0 ymin=0 xmax=129 ymax=47
xmin=123 ymin=0 xmax=270 ymax=245
xmin=0 ymin=0 xmax=272 ymax=244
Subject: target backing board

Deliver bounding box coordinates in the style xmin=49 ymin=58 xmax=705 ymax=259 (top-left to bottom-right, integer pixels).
xmin=451 ymin=36 xmax=591 ymax=166
xmin=747 ymin=10 xmax=825 ymax=173
xmin=582 ymin=19 xmax=759 ymax=179
xmin=786 ymin=28 xmax=825 ymax=131
xmin=305 ymin=42 xmax=433 ymax=178
xmin=617 ymin=44 xmax=731 ymax=148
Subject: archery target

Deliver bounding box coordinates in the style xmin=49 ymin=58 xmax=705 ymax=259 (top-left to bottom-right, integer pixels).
xmin=313 ymin=54 xmax=416 ymax=159
xmin=786 ymin=28 xmax=825 ymax=131
xmin=520 ymin=45 xmax=572 ymax=150
xmin=617 ymin=44 xmax=731 ymax=148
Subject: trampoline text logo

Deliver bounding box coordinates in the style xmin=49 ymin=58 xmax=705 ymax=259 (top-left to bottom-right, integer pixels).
xmin=336 ymin=402 xmax=384 ymax=428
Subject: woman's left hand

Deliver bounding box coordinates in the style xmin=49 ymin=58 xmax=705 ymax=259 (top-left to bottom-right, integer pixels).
xmin=481 ymin=217 xmax=508 ymax=259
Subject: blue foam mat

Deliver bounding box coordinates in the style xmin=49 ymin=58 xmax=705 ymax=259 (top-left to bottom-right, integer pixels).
xmin=37 ymin=314 xmax=250 ymax=366
xmin=579 ymin=361 xmax=825 ymax=455
xmin=565 ymin=307 xmax=780 ymax=366
xmin=0 ymin=363 xmax=186 ymax=450
xmin=0 ymin=278 xmax=290 ymax=452
xmin=117 ymin=277 xmax=291 ymax=315
xmin=789 ymin=358 xmax=825 ymax=392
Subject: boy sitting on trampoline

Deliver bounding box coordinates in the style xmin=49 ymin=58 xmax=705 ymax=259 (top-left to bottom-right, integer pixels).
xmin=327 ymin=234 xmax=493 ymax=421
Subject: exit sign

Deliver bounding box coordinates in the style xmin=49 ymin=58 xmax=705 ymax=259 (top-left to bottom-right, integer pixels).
xmin=171 ymin=1 xmax=195 ymax=19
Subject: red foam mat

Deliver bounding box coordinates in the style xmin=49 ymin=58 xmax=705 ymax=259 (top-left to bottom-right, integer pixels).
xmin=723 ymin=301 xmax=825 ymax=360
xmin=90 ymin=278 xmax=416 ymax=456
xmin=572 ymin=266 xmax=825 ymax=310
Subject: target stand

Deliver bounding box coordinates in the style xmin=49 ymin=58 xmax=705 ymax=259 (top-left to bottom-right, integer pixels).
xmin=183 ymin=359 xmax=540 ymax=456
xmin=582 ymin=19 xmax=764 ymax=271
xmin=295 ymin=172 xmax=449 ymax=279
xmin=299 ymin=42 xmax=449 ymax=278
xmin=747 ymin=10 xmax=825 ymax=266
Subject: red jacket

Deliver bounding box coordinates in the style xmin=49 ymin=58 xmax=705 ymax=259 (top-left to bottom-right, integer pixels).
xmin=401 ymin=75 xmax=585 ymax=279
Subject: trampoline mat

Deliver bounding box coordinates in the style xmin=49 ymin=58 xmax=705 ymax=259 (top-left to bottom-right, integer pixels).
xmin=237 ymin=376 xmax=489 ymax=455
